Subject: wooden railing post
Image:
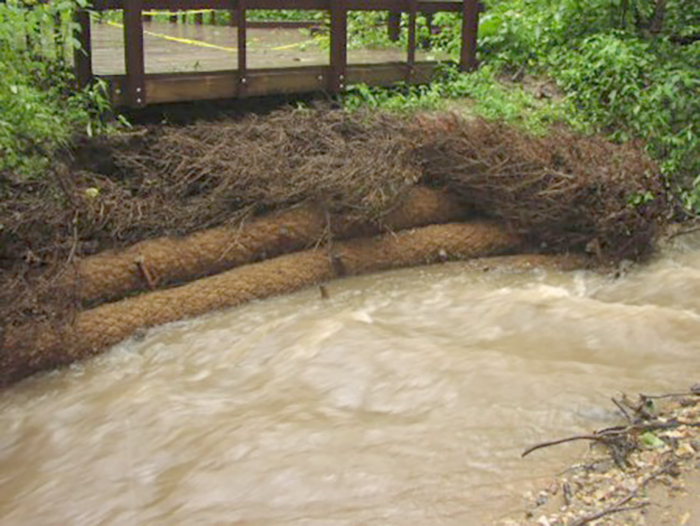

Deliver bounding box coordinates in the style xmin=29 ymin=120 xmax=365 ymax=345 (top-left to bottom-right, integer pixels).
xmin=237 ymin=0 xmax=247 ymax=94
xmin=406 ymin=0 xmax=417 ymax=81
xmin=123 ymin=0 xmax=146 ymax=107
xmin=74 ymin=4 xmax=93 ymax=88
xmin=329 ymin=0 xmax=347 ymax=93
xmin=421 ymin=13 xmax=433 ymax=49
xmin=387 ymin=10 xmax=400 ymax=42
xmin=460 ymin=0 xmax=479 ymax=71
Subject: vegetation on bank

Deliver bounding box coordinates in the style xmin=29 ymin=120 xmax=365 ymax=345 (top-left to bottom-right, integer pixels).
xmin=342 ymin=0 xmax=699 ymax=208
xmin=0 ymin=0 xmax=111 ymax=182
xmin=0 ymin=0 xmax=698 ymax=205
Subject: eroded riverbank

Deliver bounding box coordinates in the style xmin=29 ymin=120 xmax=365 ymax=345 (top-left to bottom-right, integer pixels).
xmin=1 ymin=109 xmax=666 ymax=384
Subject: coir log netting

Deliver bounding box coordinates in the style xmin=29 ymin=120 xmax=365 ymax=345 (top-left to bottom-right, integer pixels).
xmin=1 ymin=222 xmax=526 ymax=385
xmin=61 ymin=187 xmax=466 ymax=306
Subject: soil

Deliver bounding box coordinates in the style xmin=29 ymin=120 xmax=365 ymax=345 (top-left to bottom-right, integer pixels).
xmin=501 ymin=388 xmax=700 ymax=525
xmin=646 ymin=468 xmax=700 ymax=525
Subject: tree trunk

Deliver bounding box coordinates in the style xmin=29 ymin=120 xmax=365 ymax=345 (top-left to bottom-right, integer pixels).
xmin=649 ymin=0 xmax=667 ymax=34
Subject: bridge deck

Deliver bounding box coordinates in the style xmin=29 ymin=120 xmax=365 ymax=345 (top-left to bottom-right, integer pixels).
xmin=92 ymin=21 xmax=446 ymax=76
xmin=77 ymin=0 xmax=477 ymax=106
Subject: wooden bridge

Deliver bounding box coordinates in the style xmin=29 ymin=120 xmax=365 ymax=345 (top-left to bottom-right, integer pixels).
xmin=74 ymin=0 xmax=480 ymax=107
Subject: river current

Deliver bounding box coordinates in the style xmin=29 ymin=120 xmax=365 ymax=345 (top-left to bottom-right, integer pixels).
xmin=2 ymin=235 xmax=700 ymax=525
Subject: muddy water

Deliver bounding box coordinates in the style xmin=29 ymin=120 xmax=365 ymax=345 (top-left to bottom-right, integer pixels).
xmin=2 ymin=237 xmax=700 ymax=526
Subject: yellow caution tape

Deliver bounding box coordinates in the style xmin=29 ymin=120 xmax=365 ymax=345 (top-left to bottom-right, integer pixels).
xmin=107 ymin=20 xmax=238 ymax=52
xmin=106 ymin=20 xmax=317 ymax=53
xmin=141 ymin=9 xmax=215 ymax=16
xmin=272 ymin=41 xmax=315 ymax=50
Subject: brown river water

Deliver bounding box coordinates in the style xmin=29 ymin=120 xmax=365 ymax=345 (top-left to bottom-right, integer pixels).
xmin=2 ymin=235 xmax=700 ymax=525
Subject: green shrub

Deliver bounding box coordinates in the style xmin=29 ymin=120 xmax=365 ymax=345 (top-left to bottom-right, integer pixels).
xmin=548 ymin=34 xmax=698 ymax=184
xmin=344 ymin=65 xmax=580 ymax=135
xmin=0 ymin=0 xmax=110 ymax=179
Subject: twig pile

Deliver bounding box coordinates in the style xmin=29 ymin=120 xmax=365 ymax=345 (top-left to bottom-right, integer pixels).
xmin=1 ymin=110 xmax=420 ymax=267
xmin=0 ymin=109 xmax=420 ymax=336
xmin=415 ymin=115 xmax=667 ymax=261
xmin=114 ymin=108 xmax=421 ymax=232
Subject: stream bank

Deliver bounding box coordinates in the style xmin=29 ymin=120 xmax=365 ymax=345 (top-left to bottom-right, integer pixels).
xmin=0 ymin=108 xmax=667 ymax=385
xmin=504 ymin=387 xmax=700 ymax=526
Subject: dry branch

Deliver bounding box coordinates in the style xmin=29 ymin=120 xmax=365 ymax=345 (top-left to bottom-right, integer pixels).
xmin=415 ymin=115 xmax=666 ymax=261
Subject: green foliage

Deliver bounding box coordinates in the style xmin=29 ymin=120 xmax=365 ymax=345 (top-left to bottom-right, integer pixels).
xmin=346 ymin=12 xmax=395 ymax=49
xmin=478 ymin=0 xmax=699 ymax=66
xmin=344 ymin=66 xmax=581 ymax=135
xmin=548 ymin=33 xmax=699 ymax=185
xmin=0 ymin=0 xmax=110 ymax=178
xmin=640 ymin=431 xmax=666 ymax=448
xmin=471 ymin=0 xmax=699 ymax=203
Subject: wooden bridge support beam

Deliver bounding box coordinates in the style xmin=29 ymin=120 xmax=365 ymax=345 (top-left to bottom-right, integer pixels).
xmin=460 ymin=0 xmax=479 ymax=71
xmin=74 ymin=6 xmax=93 ymax=87
xmin=329 ymin=0 xmax=347 ymax=93
xmin=237 ymin=1 xmax=247 ymax=94
xmin=406 ymin=0 xmax=417 ymax=81
xmin=124 ymin=0 xmax=146 ymax=106
xmin=388 ymin=10 xmax=400 ymax=42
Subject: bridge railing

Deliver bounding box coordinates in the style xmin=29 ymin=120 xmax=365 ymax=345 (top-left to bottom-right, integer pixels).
xmin=75 ymin=0 xmax=479 ymax=107
xmin=135 ymin=7 xmax=322 ymax=27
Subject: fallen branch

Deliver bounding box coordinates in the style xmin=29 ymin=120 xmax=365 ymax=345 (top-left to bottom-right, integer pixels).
xmin=522 ymin=435 xmax=608 ymax=458
xmin=611 ymin=396 xmax=634 ymax=423
xmin=518 ymin=389 xmax=699 ymax=525
xmin=597 ymin=420 xmax=700 ymax=435
xmin=524 ymin=420 xmax=700 ymax=457
xmin=571 ymin=502 xmax=648 ymax=525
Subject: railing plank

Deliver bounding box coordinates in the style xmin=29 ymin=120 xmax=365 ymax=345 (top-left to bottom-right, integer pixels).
xmin=387 ymin=10 xmax=400 ymax=42
xmin=93 ymin=0 xmax=465 ymax=13
xmin=406 ymin=0 xmax=417 ymax=80
xmin=237 ymin=1 xmax=247 ymax=94
xmin=103 ymin=63 xmax=440 ymax=105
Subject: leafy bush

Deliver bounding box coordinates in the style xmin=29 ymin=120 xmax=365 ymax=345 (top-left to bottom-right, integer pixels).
xmin=473 ymin=0 xmax=699 ymax=199
xmin=548 ymin=34 xmax=699 ymax=184
xmin=0 ymin=0 xmax=109 ymax=179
